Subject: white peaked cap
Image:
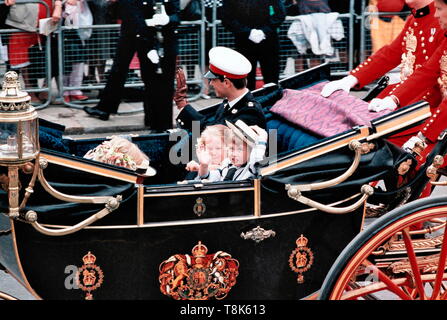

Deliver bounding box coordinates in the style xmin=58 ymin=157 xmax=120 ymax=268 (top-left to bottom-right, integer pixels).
xmin=204 ymin=46 xmax=252 ymax=79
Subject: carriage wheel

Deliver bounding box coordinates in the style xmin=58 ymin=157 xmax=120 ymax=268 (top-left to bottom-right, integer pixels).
xmin=319 ymin=196 xmax=447 ymax=300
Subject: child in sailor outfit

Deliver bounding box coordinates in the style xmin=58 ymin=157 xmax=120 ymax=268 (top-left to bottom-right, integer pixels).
xmin=185 ymin=124 xmax=231 ymax=181
xmin=225 ymin=125 xmax=268 ymax=181
xmin=186 ymin=124 xmax=267 ymax=182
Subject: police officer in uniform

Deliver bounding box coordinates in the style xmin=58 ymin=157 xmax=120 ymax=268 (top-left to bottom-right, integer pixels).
xmin=321 ymin=0 xmax=443 ymax=105
xmin=83 ymin=0 xmax=180 ymax=131
xmin=221 ymin=0 xmax=286 ymax=90
xmin=174 ymin=46 xmax=266 ymax=131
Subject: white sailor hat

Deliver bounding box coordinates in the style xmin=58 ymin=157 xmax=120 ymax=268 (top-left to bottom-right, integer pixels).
xmin=225 ymin=120 xmax=256 ymax=149
xmin=204 ymin=47 xmax=252 ymax=79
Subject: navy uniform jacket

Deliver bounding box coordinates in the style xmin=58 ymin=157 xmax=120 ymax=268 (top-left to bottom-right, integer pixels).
xmin=221 ymin=0 xmax=285 ymax=40
xmin=176 ymin=92 xmax=266 ymax=131
xmin=118 ymin=0 xmax=180 ymax=52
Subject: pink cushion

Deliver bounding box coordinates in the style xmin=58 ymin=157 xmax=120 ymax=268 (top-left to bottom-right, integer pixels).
xmin=270 ymin=82 xmax=390 ymax=137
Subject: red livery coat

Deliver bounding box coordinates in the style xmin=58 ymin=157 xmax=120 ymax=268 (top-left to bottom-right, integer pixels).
xmin=351 ymin=3 xmax=443 ymax=104
xmin=390 ymin=38 xmax=447 ymax=145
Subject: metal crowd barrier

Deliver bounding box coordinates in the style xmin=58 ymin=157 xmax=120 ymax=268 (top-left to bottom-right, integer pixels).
xmin=0 ymin=0 xmax=51 ymax=110
xmin=213 ymin=13 xmax=354 ymax=81
xmin=279 ymin=14 xmax=353 ymax=77
xmin=59 ymin=20 xmax=206 ymax=112
xmin=359 ymin=9 xmax=410 ymax=62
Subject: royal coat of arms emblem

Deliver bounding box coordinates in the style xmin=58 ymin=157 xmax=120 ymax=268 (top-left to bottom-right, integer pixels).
xmin=159 ymin=241 xmax=239 ymax=300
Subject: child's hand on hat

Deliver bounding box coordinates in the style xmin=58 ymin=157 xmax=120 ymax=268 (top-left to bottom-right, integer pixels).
xmin=251 ymin=125 xmax=268 ymax=145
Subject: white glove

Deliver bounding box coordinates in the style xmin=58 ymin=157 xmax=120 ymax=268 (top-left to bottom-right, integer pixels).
xmin=248 ymin=29 xmax=266 ymax=44
xmin=368 ymin=96 xmax=397 ymax=112
xmin=145 ymin=5 xmax=169 ymax=27
xmin=147 ymin=50 xmax=160 ymax=64
xmin=320 ymin=75 xmax=358 ymax=97
xmin=402 ymin=134 xmax=427 ymax=154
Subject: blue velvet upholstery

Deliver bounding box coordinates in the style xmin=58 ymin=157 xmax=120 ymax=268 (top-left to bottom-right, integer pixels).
xmin=267 ymin=117 xmax=321 ymax=154
xmin=255 ymin=85 xmax=321 ymax=154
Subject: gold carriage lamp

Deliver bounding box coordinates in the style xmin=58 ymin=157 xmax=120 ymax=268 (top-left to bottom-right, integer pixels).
xmin=0 ymin=71 xmax=39 ymax=164
xmin=0 ymin=71 xmax=122 ymax=233
xmin=0 ymin=71 xmax=39 ymax=219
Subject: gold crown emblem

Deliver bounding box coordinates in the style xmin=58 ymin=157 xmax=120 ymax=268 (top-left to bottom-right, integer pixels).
xmin=192 ymin=241 xmax=208 ymax=258
xmin=296 ymin=235 xmax=308 ymax=247
xmin=82 ymin=251 xmax=97 ymax=265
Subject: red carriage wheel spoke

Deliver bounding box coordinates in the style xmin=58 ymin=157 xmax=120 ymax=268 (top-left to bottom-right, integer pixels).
xmin=402 ymin=286 xmax=418 ymax=299
xmin=440 ymin=287 xmax=447 ymax=300
xmin=362 ymin=260 xmax=412 ymax=300
xmin=402 ymin=228 xmax=426 ymax=300
xmin=431 ymin=225 xmax=447 ymax=299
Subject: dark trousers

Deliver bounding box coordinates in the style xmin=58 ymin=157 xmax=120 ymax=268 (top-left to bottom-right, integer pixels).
xmin=97 ymin=31 xmax=177 ymax=130
xmin=234 ymin=33 xmax=280 ymax=90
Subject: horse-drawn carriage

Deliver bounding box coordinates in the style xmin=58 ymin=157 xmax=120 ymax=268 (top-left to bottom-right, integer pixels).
xmin=0 ymin=64 xmax=447 ymax=300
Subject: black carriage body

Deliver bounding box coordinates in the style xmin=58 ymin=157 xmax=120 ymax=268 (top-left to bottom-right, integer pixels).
xmin=0 ymin=65 xmax=433 ymax=300
xmin=6 ymin=200 xmax=363 ymax=300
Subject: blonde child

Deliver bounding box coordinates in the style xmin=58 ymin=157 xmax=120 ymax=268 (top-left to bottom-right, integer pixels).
xmin=185 ymin=124 xmax=231 ymax=181
xmin=186 ymin=124 xmax=268 ymax=182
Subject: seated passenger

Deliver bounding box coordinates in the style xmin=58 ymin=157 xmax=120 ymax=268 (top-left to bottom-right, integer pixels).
xmin=185 ymin=124 xmax=231 ymax=181
xmin=225 ymin=124 xmax=268 ymax=181
xmin=174 ymin=46 xmax=266 ymax=132
xmin=187 ymin=123 xmax=268 ymax=182
xmin=84 ymin=136 xmax=156 ymax=176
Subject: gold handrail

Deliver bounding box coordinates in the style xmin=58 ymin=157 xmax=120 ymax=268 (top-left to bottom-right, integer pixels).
xmin=286 ymin=185 xmax=374 ymax=214
xmin=27 ymin=195 xmax=122 ymax=236
xmin=37 ymin=157 xmax=113 ymax=204
xmin=285 ymin=140 xmax=374 ymax=193
xmin=284 ymin=140 xmax=375 ymax=214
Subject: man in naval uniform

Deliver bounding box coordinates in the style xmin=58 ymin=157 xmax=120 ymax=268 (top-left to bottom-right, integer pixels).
xmin=174 ymin=46 xmax=266 ymax=132
xmin=83 ymin=0 xmax=180 ymax=131
xmin=321 ymin=0 xmax=443 ymax=108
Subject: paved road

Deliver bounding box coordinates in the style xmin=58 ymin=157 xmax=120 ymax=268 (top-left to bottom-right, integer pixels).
xmin=0 ymin=271 xmax=35 ymax=300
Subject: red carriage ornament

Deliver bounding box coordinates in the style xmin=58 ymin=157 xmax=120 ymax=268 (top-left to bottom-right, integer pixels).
xmin=76 ymin=251 xmax=104 ymax=300
xmin=289 ymin=234 xmax=314 ymax=284
xmin=158 ymin=241 xmax=239 ymax=300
